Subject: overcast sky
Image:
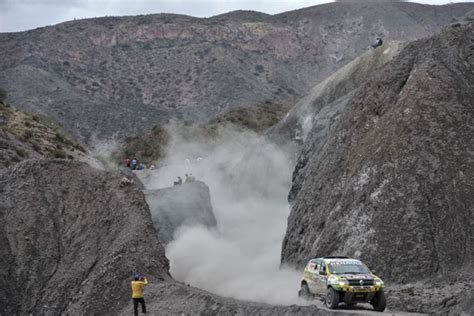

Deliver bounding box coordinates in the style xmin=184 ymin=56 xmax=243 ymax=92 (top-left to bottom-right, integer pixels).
xmin=0 ymin=0 xmax=471 ymax=33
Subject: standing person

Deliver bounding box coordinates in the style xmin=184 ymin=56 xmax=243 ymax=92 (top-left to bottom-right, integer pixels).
xmin=131 ymin=158 xmax=138 ymax=170
xmin=131 ymin=274 xmax=148 ymax=316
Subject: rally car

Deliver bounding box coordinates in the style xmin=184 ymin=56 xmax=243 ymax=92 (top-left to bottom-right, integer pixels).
xmin=298 ymin=256 xmax=386 ymax=312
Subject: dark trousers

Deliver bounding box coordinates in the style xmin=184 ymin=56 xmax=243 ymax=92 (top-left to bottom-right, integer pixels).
xmin=133 ymin=298 xmax=146 ymax=315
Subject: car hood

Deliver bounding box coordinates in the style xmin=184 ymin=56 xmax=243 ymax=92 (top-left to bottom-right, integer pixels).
xmin=339 ymin=274 xmax=373 ymax=279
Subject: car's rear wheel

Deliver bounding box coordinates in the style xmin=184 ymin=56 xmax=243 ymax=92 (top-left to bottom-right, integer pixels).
xmin=371 ymin=290 xmax=386 ymax=312
xmin=325 ymin=287 xmax=340 ymax=309
xmin=298 ymin=283 xmax=312 ymax=299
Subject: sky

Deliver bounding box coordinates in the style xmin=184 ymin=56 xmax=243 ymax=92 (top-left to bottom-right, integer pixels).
xmin=0 ymin=0 xmax=471 ymax=32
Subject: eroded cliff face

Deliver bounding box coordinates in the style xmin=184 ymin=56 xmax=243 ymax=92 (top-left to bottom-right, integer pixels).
xmin=144 ymin=181 xmax=217 ymax=244
xmin=0 ymin=160 xmax=169 ymax=315
xmin=281 ymin=15 xmax=473 ymax=305
xmin=1 ymin=2 xmax=472 ymax=142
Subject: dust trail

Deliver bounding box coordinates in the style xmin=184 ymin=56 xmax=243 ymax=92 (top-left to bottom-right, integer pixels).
xmin=140 ymin=124 xmax=305 ymax=305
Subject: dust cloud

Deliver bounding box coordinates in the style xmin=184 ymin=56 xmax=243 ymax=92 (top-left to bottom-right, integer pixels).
xmin=140 ymin=123 xmax=305 ymax=305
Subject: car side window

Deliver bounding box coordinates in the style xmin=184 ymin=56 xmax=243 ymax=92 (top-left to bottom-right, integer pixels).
xmin=320 ymin=262 xmax=326 ymax=275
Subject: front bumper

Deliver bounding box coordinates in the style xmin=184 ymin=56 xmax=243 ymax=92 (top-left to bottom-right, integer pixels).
xmin=337 ymin=285 xmax=383 ymax=303
xmin=342 ymin=290 xmax=376 ymax=304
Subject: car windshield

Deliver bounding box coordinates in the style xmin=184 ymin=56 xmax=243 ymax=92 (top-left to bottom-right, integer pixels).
xmin=328 ymin=261 xmax=370 ymax=275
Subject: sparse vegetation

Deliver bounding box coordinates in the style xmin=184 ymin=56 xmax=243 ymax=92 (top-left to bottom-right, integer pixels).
xmin=31 ymin=141 xmax=42 ymax=152
xmin=22 ymin=129 xmax=33 ymax=140
xmin=117 ymin=99 xmax=296 ymax=165
xmin=54 ymin=129 xmax=65 ymax=142
xmin=50 ymin=148 xmax=66 ymax=159
xmin=15 ymin=147 xmax=27 ymax=158
xmin=120 ymin=125 xmax=169 ymax=165
xmin=73 ymin=143 xmax=87 ymax=153
xmin=208 ymin=99 xmax=295 ymax=133
xmin=1 ymin=102 xmax=89 ymax=168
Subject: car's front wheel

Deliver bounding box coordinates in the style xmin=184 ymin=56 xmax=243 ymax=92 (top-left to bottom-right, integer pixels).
xmin=298 ymin=283 xmax=312 ymax=299
xmin=371 ymin=290 xmax=386 ymax=312
xmin=325 ymin=287 xmax=340 ymax=309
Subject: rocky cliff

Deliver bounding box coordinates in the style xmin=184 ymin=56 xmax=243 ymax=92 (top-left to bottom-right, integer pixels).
xmin=144 ymin=181 xmax=217 ymax=243
xmin=267 ymin=41 xmax=405 ymax=148
xmin=0 ymin=160 xmax=169 ymax=315
xmin=281 ymin=15 xmax=473 ymax=314
xmin=1 ymin=2 xmax=472 ymax=143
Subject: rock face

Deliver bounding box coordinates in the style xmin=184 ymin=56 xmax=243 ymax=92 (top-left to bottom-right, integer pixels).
xmin=267 ymin=41 xmax=405 ymax=148
xmin=0 ymin=160 xmax=169 ymax=315
xmin=1 ymin=2 xmax=472 ymax=142
xmin=144 ymin=181 xmax=217 ymax=243
xmin=281 ymin=17 xmax=473 ymax=314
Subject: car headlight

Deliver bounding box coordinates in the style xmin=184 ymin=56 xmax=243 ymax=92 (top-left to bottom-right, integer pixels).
xmin=375 ymin=279 xmax=384 ymax=286
xmin=338 ymin=279 xmax=349 ymax=287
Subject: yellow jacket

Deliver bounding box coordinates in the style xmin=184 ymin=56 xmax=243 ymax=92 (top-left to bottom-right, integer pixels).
xmin=131 ymin=277 xmax=148 ymax=298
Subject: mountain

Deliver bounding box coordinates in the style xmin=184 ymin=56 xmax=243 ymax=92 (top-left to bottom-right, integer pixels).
xmin=281 ymin=14 xmax=474 ymax=314
xmin=1 ymin=2 xmax=472 ymax=143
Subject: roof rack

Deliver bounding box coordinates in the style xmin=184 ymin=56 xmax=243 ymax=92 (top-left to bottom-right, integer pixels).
xmin=323 ymin=256 xmax=349 ymax=259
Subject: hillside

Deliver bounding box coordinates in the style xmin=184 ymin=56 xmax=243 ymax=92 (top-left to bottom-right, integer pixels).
xmin=0 ymin=92 xmax=87 ymax=169
xmin=118 ymin=99 xmax=293 ymax=165
xmin=0 ymin=160 xmax=170 ymax=315
xmin=1 ymin=2 xmax=472 ymax=143
xmin=281 ymin=15 xmax=474 ymax=314
xmin=267 ymin=41 xmax=406 ymax=148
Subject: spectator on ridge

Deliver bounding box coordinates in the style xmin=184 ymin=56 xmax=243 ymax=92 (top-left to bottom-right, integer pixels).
xmin=131 ymin=274 xmax=148 ymax=316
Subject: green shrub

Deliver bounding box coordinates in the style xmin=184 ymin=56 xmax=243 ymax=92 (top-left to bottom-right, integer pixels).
xmin=50 ymin=149 xmax=66 ymax=159
xmin=23 ymin=129 xmax=33 ymax=139
xmin=31 ymin=142 xmax=41 ymax=152
xmin=73 ymin=143 xmax=87 ymax=153
xmin=15 ymin=147 xmax=27 ymax=158
xmin=54 ymin=129 xmax=65 ymax=142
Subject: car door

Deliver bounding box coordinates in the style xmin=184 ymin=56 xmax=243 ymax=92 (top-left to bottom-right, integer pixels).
xmin=314 ymin=260 xmax=328 ymax=295
xmin=309 ymin=260 xmax=322 ymax=294
xmin=305 ymin=261 xmax=317 ymax=292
